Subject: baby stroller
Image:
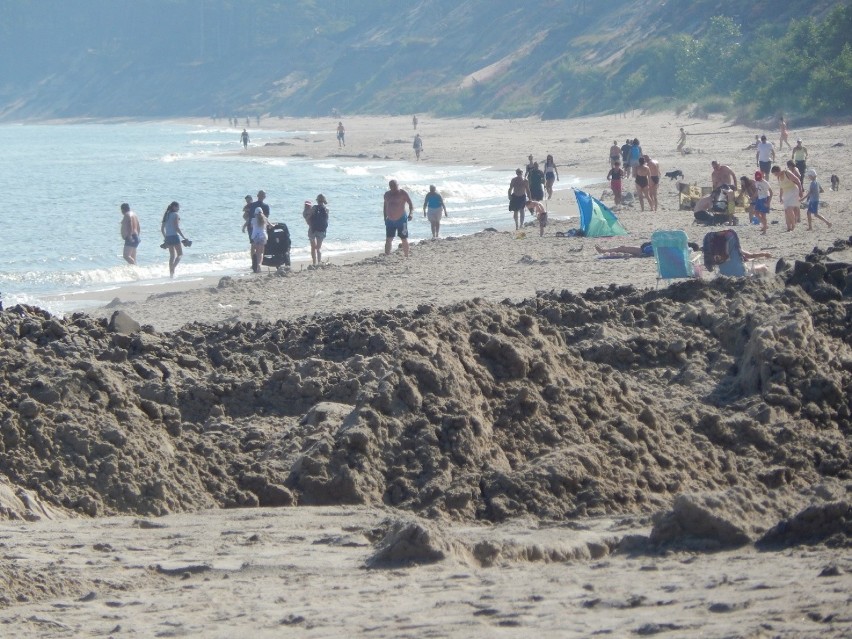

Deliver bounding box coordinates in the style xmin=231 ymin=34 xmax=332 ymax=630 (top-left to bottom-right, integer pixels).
xmin=262 ymin=223 xmax=291 ymax=268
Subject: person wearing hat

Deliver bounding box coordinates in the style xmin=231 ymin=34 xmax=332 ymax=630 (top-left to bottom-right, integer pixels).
xmin=792 ymin=139 xmax=808 ymax=178
xmin=802 ymin=169 xmax=831 ymax=231
xmin=304 ymin=194 xmax=329 ymax=266
xmin=752 ymin=171 xmax=773 ymax=234
xmin=755 ymin=135 xmax=776 ymax=177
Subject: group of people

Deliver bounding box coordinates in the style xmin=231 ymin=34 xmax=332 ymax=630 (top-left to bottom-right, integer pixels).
xmin=119 ymin=201 xmax=190 ymax=278
xmin=708 ymin=129 xmax=829 ymax=233
xmin=506 ymin=153 xmax=560 ymax=235
xmin=607 ymin=138 xmax=660 ymax=212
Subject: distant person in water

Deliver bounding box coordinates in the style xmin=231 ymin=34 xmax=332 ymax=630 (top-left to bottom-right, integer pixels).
xmin=240 ymin=129 xmax=249 ymax=149
xmin=413 ymin=134 xmax=423 ymax=160
xmin=120 ymin=203 xmax=140 ymax=265
xmin=336 ymin=122 xmax=345 ymax=147
xmin=383 ymin=179 xmax=414 ymax=257
xmin=412 ymin=114 xmax=418 ymax=130
xmin=508 ymin=168 xmax=530 ymax=230
xmin=160 ymin=201 xmax=187 ymax=278
xmin=422 ymin=185 xmax=448 ymax=238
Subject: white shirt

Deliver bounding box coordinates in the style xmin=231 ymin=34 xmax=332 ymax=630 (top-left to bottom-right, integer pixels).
xmin=756 ymin=141 xmax=775 ymax=163
xmin=755 ymin=179 xmax=771 ymax=199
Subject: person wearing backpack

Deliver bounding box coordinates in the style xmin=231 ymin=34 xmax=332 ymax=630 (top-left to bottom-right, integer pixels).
xmin=304 ymin=194 xmax=329 ymax=266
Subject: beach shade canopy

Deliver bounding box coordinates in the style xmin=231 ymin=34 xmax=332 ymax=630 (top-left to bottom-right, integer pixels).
xmin=574 ymin=189 xmax=628 ymax=237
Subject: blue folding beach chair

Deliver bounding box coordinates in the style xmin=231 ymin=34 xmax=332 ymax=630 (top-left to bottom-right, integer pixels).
xmin=652 ymin=230 xmax=697 ymax=288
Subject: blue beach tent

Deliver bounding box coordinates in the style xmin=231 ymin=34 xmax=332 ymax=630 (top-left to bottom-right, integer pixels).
xmin=574 ymin=189 xmax=628 ymax=237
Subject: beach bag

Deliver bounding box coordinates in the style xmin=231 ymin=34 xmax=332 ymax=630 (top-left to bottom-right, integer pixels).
xmin=310 ymin=204 xmax=328 ymax=233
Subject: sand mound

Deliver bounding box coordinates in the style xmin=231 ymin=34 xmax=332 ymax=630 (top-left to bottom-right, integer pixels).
xmin=757 ymin=501 xmax=852 ymax=549
xmin=366 ymin=517 xmax=471 ymax=567
xmin=0 ymin=271 xmax=849 ymax=528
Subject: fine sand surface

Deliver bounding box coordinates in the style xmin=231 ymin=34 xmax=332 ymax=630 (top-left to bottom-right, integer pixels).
xmin=1 ymin=111 xmax=851 ymax=637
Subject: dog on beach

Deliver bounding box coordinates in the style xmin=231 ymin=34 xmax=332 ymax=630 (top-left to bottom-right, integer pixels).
xmin=831 ymin=174 xmax=840 ymax=191
xmin=665 ymin=169 xmax=684 ymax=181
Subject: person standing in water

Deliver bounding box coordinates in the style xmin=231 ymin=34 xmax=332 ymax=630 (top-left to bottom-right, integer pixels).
xmin=383 ymin=179 xmax=414 ymax=257
xmin=422 ymin=185 xmax=448 ymax=239
xmin=120 ymin=203 xmax=140 ymax=265
xmin=305 ymin=194 xmax=329 ymax=266
xmin=240 ymin=129 xmax=250 ymax=149
xmin=508 ymin=168 xmax=530 ymax=230
xmin=249 ymin=205 xmax=269 ymax=273
xmin=336 ymin=122 xmax=345 ymax=147
xmin=160 ymin=201 xmax=188 ymax=278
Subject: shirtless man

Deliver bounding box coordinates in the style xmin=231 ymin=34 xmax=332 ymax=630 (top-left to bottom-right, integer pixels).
xmin=633 ymin=157 xmax=652 ymax=212
xmin=609 ymin=141 xmax=621 ymax=167
xmin=711 ymin=161 xmax=738 ymax=191
xmin=383 ymin=179 xmax=414 ymax=257
xmin=508 ymin=168 xmax=531 ymax=230
xmin=644 ymin=155 xmax=661 ymax=211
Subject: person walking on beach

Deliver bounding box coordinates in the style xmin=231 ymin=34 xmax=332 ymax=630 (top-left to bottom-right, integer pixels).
xmin=645 ymin=155 xmax=661 ymax=211
xmin=422 ymin=185 xmax=448 ymax=239
xmin=240 ymin=129 xmax=250 ymax=149
xmin=528 ymin=162 xmax=546 ymax=202
xmin=802 ymin=169 xmax=831 ymax=231
xmin=524 ymin=154 xmax=535 ymax=179
xmin=633 ymin=157 xmax=652 ymax=212
xmin=792 ymin=138 xmax=808 ymax=177
xmin=336 ymin=122 xmax=345 ymax=147
xmin=304 ymin=194 xmax=329 ymax=265
xmin=609 ymin=141 xmax=621 ymax=168
xmin=249 ymin=205 xmax=269 ymax=273
xmin=413 ymin=134 xmax=423 ymax=160
xmin=771 ymin=164 xmax=803 ymax=231
xmin=508 ymin=169 xmax=530 ymax=230
xmin=160 ymin=201 xmax=188 ymax=278
xmin=756 ymin=135 xmax=775 ymax=177
xmin=244 ymin=190 xmax=270 ymax=272
xmin=120 ymin=203 xmax=140 ymax=265
xmin=677 ymin=128 xmax=687 ymax=155
xmin=751 ymin=171 xmax=773 ymax=234
xmin=779 ymin=117 xmax=791 ymax=150
xmin=620 ymin=140 xmax=632 ymax=177
xmin=544 ymin=154 xmax=559 ymax=199
xmin=628 ymin=138 xmax=643 ymax=178
xmin=607 ymin=160 xmax=624 ymax=205
xmin=412 ymin=114 xmax=418 ymax=130
xmin=383 ymin=179 xmax=414 ymax=257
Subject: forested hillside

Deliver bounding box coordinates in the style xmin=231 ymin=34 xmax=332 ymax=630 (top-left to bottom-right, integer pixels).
xmin=0 ymin=0 xmax=848 ymax=120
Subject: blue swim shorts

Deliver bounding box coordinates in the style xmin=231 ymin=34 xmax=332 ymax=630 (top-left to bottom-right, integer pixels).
xmin=385 ymin=216 xmax=408 ymax=239
xmin=754 ymin=198 xmax=769 ymax=214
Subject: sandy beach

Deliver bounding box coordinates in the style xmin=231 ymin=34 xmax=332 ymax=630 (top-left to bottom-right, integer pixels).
xmin=1 ymin=111 xmax=850 ymax=637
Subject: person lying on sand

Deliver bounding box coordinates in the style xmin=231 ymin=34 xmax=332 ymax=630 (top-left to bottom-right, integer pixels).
xmin=595 ymin=241 xmax=700 ymax=258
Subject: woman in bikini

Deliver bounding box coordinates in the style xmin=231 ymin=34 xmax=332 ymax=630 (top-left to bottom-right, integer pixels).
xmin=633 ymin=156 xmax=652 ymax=212
xmin=544 ymin=154 xmax=559 ymax=199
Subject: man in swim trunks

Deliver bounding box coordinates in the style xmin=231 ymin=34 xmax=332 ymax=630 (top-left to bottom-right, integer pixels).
xmin=620 ymin=140 xmax=631 ymax=177
xmin=633 ymin=157 xmax=652 ymax=212
xmin=755 ymin=135 xmax=775 ymax=177
xmin=508 ymin=169 xmax=531 ymax=230
xmin=609 ymin=141 xmax=620 ymax=167
xmin=644 ymin=155 xmax=661 ymax=211
xmin=383 ymin=179 xmax=414 ymax=257
xmin=120 ymin=203 xmax=140 ymax=265
xmin=711 ymin=161 xmax=738 ymax=191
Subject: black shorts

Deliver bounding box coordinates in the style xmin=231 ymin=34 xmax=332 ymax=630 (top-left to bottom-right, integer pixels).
xmin=508 ymin=194 xmax=527 ymax=211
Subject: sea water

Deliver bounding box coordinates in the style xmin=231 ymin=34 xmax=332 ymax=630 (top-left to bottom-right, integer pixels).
xmin=0 ymin=121 xmax=584 ymax=314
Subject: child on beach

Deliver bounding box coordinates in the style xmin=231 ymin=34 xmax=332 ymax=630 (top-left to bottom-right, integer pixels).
xmin=802 ymin=169 xmax=831 ymax=230
xmin=751 ymin=171 xmax=773 ymax=234
xmin=607 ymin=161 xmax=624 ymax=205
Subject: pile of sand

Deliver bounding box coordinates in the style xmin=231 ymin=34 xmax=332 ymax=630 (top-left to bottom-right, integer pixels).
xmin=1 ymin=266 xmax=849 ymax=545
